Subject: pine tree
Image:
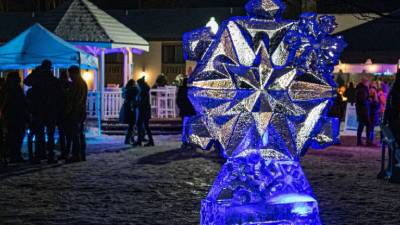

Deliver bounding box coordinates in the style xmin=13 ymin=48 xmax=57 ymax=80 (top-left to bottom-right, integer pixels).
xmin=32 ymin=0 xmax=65 ymax=12
xmin=301 ymin=0 xmax=317 ymax=12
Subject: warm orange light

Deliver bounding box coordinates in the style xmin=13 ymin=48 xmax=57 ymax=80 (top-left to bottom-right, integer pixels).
xmin=140 ymin=66 xmax=147 ymax=81
xmin=366 ymin=64 xmax=379 ymax=74
xmin=339 ymin=63 xmax=346 ymax=71
xmin=82 ymin=71 xmax=93 ymax=82
xmin=81 ymin=70 xmax=95 ymax=90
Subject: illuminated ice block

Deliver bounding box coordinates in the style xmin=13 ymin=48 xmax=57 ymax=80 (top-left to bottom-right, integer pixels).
xmin=182 ymin=0 xmax=346 ymax=224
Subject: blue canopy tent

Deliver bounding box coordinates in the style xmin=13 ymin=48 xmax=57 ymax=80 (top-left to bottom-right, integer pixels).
xmin=0 ymin=23 xmax=98 ymax=70
xmin=0 ymin=23 xmax=101 ymax=135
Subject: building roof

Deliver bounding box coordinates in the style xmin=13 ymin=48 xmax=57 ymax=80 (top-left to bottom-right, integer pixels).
xmin=38 ymin=0 xmax=149 ymax=50
xmin=338 ymin=10 xmax=400 ymax=64
xmin=332 ymin=13 xmax=380 ymax=34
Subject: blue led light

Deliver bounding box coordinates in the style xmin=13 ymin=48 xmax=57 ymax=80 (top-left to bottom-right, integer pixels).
xmin=291 ymin=204 xmax=314 ymax=217
xmin=268 ymin=194 xmax=317 ymax=205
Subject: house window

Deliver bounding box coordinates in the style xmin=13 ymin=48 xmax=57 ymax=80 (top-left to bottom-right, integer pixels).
xmin=162 ymin=44 xmax=184 ymax=64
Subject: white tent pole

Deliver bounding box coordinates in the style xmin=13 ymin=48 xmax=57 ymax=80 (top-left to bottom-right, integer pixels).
xmin=55 ymin=68 xmax=60 ymax=78
xmin=123 ymin=48 xmax=129 ymax=86
xmin=97 ymin=48 xmax=105 ymax=135
xmin=100 ymin=49 xmax=106 ymax=120
xmin=128 ymin=48 xmax=133 ymax=81
xmin=94 ymin=69 xmax=98 ymax=91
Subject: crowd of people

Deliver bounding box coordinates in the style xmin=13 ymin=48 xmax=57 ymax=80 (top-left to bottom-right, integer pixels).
xmin=0 ymin=60 xmax=88 ymax=165
xmin=120 ymin=74 xmax=197 ymax=149
xmin=120 ymin=77 xmax=154 ymax=147
xmin=330 ymin=74 xmax=400 ymax=147
xmin=2 ymin=60 xmax=399 ymax=166
xmin=354 ymin=77 xmax=387 ymax=146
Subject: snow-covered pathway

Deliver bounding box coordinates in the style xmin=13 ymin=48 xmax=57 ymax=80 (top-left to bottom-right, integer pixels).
xmin=1 ymin=135 xmax=400 ymax=225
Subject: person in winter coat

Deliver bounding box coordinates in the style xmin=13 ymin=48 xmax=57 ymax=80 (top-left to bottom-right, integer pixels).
xmin=24 ymin=60 xmax=62 ymax=164
xmin=0 ymin=78 xmax=6 ymax=165
xmin=345 ymin=82 xmax=357 ymax=105
xmin=4 ymin=72 xmax=27 ymax=163
xmin=329 ymin=86 xmax=346 ymax=121
xmin=121 ymin=79 xmax=138 ymax=145
xmin=26 ymin=87 xmax=37 ymax=163
xmin=356 ymin=77 xmax=371 ymax=146
xmin=153 ymin=73 xmax=168 ymax=88
xmin=384 ymin=73 xmax=400 ymax=168
xmin=177 ymin=78 xmax=196 ymax=118
xmin=377 ymin=81 xmax=388 ymax=119
xmin=384 ymin=73 xmax=400 ymax=146
xmin=65 ymin=66 xmax=88 ymax=162
xmin=177 ymin=78 xmax=196 ymax=149
xmin=368 ymin=84 xmax=380 ymax=146
xmin=136 ymin=77 xmax=154 ymax=147
xmin=58 ymin=71 xmax=72 ymax=159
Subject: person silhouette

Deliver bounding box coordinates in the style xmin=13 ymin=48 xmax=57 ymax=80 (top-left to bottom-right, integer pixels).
xmin=4 ymin=72 xmax=27 ymax=163
xmin=135 ymin=77 xmax=154 ymax=147
xmin=0 ymin=77 xmax=6 ymax=165
xmin=65 ymin=66 xmax=88 ymax=162
xmin=121 ymin=79 xmax=138 ymax=145
xmin=24 ymin=60 xmax=61 ymax=164
xmin=177 ymin=77 xmax=196 ymax=150
xmin=58 ymin=71 xmax=72 ymax=160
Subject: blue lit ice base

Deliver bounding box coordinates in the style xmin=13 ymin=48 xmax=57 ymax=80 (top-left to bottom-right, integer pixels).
xmin=182 ymin=0 xmax=346 ymax=224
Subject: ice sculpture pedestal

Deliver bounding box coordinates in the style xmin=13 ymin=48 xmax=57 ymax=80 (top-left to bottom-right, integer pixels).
xmin=201 ymin=197 xmax=320 ymax=225
xmin=200 ymin=157 xmax=321 ymax=225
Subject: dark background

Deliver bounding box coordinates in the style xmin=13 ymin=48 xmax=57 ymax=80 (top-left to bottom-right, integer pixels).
xmin=0 ymin=0 xmax=400 ymax=13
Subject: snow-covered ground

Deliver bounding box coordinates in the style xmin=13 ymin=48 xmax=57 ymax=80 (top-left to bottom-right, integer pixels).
xmin=1 ymin=135 xmax=400 ymax=225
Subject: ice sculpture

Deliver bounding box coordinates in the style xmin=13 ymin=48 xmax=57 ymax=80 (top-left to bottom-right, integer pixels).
xmin=182 ymin=0 xmax=346 ymax=224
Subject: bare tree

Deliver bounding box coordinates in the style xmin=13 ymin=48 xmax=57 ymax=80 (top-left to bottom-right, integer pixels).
xmin=31 ymin=0 xmax=65 ymax=12
xmin=141 ymin=0 xmax=194 ymax=8
xmin=46 ymin=0 xmax=65 ymax=10
xmin=0 ymin=0 xmax=9 ymax=12
xmin=32 ymin=0 xmax=41 ymax=11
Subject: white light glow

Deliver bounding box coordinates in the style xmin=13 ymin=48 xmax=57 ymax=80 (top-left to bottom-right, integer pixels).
xmin=206 ymin=17 xmax=219 ymax=35
xmin=141 ymin=72 xmax=147 ymax=81
xmin=268 ymin=193 xmax=317 ymax=204
xmin=291 ymin=204 xmax=314 ymax=216
xmin=82 ymin=71 xmax=93 ymax=83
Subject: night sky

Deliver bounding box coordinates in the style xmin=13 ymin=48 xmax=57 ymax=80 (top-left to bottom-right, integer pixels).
xmin=2 ymin=0 xmax=400 ymax=13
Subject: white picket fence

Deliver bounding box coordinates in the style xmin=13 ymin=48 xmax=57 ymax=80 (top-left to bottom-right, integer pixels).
xmin=150 ymin=86 xmax=177 ymax=119
xmin=87 ymin=86 xmax=178 ymax=121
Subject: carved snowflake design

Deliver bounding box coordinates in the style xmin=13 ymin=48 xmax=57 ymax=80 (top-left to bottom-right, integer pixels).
xmin=183 ymin=0 xmax=345 ymax=161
